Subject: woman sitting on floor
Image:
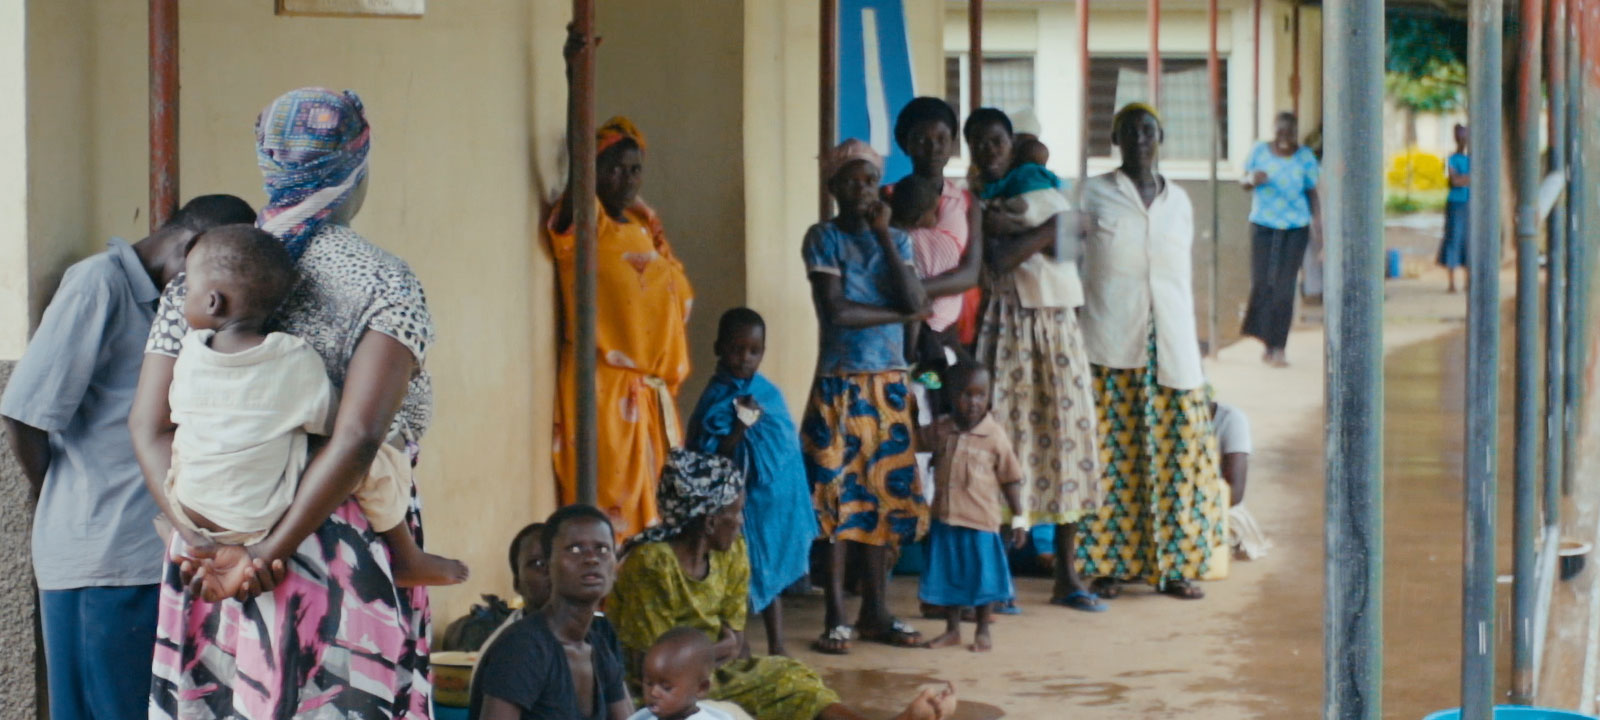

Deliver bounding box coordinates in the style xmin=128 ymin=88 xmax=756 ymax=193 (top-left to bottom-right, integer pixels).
xmin=609 ymin=449 xmax=957 ymax=720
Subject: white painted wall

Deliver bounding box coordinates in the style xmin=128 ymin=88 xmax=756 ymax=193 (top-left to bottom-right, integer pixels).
xmin=0 ymin=0 xmax=26 ymax=359
xmin=942 ymin=0 xmax=1319 ymax=181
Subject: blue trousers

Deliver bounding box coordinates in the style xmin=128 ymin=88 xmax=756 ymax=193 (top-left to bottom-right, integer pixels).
xmin=40 ymin=585 xmax=159 ymax=720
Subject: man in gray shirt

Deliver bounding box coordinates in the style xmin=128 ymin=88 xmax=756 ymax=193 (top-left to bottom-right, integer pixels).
xmin=1 ymin=195 xmax=255 ymax=720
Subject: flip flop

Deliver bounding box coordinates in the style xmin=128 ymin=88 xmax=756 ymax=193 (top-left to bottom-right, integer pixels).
xmin=812 ymin=625 xmax=853 ymax=655
xmin=993 ymin=600 xmax=1023 ymax=615
xmin=858 ymin=618 xmax=924 ymax=648
xmin=1050 ymin=591 xmax=1108 ymax=613
xmin=1090 ymin=576 xmax=1123 ymax=599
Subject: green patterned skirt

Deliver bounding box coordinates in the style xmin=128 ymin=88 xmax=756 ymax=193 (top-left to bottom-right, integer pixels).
xmin=1075 ymin=326 xmax=1226 ymax=588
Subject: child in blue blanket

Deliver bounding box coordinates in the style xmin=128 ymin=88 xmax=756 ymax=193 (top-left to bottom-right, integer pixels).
xmin=685 ymin=307 xmax=818 ymax=656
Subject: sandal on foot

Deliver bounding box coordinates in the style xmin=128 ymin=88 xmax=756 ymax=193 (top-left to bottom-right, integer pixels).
xmin=1162 ymin=581 xmax=1205 ymax=600
xmin=811 ymin=625 xmax=853 ymax=655
xmin=858 ymin=618 xmax=923 ymax=648
xmin=1050 ymin=591 xmax=1108 ymax=613
xmin=1089 ymin=577 xmax=1123 ymax=600
xmin=993 ymin=600 xmax=1023 ymax=615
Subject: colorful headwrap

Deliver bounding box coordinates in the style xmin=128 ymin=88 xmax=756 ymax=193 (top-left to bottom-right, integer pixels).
xmin=820 ymin=138 xmax=885 ymax=184
xmin=256 ymin=88 xmax=371 ymax=261
xmin=622 ymin=448 xmax=744 ymax=555
xmin=1112 ymin=102 xmax=1164 ymax=135
xmin=597 ymin=116 xmax=648 ymax=158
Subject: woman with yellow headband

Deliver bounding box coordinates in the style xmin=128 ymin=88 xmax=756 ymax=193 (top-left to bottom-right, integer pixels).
xmin=1075 ymin=103 xmax=1227 ymax=600
xmin=549 ymin=110 xmax=695 ymax=540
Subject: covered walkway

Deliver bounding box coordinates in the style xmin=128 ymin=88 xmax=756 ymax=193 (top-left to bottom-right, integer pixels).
xmin=783 ymin=256 xmax=1520 ymax=718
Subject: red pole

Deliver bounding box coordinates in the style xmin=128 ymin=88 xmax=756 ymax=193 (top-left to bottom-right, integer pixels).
xmin=970 ymin=0 xmax=984 ymax=113
xmin=821 ymin=0 xmax=837 ymax=222
xmin=149 ymin=0 xmax=178 ymax=230
xmin=1252 ymin=0 xmax=1261 ymax=138
xmin=1291 ymin=4 xmax=1301 ymax=118
xmin=1078 ymin=0 xmax=1090 ymax=188
xmin=569 ymin=0 xmax=599 ymax=506
xmin=1148 ymin=0 xmax=1161 ymax=102
xmin=1208 ymin=0 xmax=1220 ymax=356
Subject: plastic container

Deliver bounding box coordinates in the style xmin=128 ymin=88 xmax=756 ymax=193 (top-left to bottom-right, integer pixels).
xmin=1422 ymin=706 xmax=1598 ymax=720
xmin=1560 ymin=540 xmax=1593 ymax=581
xmin=1387 ymin=248 xmax=1404 ymax=278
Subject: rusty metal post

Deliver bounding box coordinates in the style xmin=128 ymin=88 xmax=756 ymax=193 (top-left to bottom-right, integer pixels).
xmin=1562 ymin=0 xmax=1585 ymax=498
xmin=149 ymin=0 xmax=178 ymax=230
xmin=1148 ymin=0 xmax=1161 ymax=101
xmin=821 ymin=0 xmax=837 ymax=222
xmin=1208 ymin=0 xmax=1221 ymax=356
xmin=969 ymin=0 xmax=983 ymax=114
xmin=1462 ymin=0 xmax=1506 ymax=712
xmin=569 ymin=0 xmax=599 ymax=507
xmin=1511 ymin=0 xmax=1545 ymax=701
xmin=1253 ymin=0 xmax=1262 ymax=138
xmin=1546 ymin=0 xmax=1568 ymax=529
xmin=1321 ymin=0 xmax=1386 ymax=715
xmin=1292 ymin=4 xmax=1302 ymax=118
xmin=1078 ymin=0 xmax=1091 ymax=192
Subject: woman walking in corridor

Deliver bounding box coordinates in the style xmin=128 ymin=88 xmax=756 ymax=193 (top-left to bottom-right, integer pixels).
xmin=1240 ymin=111 xmax=1321 ymax=367
xmin=1076 ymin=104 xmax=1227 ymax=601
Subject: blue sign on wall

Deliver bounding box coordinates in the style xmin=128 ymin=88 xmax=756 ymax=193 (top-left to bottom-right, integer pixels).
xmin=837 ymin=0 xmax=920 ymax=184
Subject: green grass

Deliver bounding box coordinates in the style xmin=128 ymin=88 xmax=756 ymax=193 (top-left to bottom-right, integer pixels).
xmin=1385 ymin=188 xmax=1450 ymax=215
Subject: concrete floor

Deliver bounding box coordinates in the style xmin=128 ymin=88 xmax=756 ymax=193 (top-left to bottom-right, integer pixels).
xmin=774 ymin=222 xmax=1534 ymax=719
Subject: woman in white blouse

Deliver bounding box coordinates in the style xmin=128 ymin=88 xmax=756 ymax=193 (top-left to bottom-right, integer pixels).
xmin=1074 ymin=103 xmax=1227 ymax=601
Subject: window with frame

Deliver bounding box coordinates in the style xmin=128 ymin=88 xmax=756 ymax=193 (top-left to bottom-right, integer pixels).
xmin=1088 ymin=56 xmax=1228 ymax=161
xmin=943 ymin=53 xmax=1038 ymax=123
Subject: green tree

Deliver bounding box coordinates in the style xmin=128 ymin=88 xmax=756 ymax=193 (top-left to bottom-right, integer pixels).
xmin=1385 ymin=12 xmax=1468 ymax=192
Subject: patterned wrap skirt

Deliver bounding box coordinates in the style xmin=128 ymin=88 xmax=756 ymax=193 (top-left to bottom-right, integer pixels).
xmin=1076 ymin=327 xmax=1227 ymax=589
xmin=801 ymin=370 xmax=928 ymax=547
xmin=151 ymin=484 xmax=432 ymax=719
xmin=975 ymin=278 xmax=1102 ymax=525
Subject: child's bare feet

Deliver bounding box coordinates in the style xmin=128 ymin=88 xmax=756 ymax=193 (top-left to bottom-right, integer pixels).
xmin=922 ymin=630 xmax=962 ymax=649
xmin=383 ymin=527 xmax=468 ymax=587
xmin=969 ymin=627 xmax=993 ymax=652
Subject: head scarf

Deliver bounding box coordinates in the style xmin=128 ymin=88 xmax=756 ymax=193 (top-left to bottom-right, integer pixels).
xmin=1112 ymin=102 xmax=1164 ymax=136
xmin=821 ymin=138 xmax=884 ymax=184
xmin=622 ymin=448 xmax=744 ymax=555
xmin=256 ymin=88 xmax=370 ymax=261
xmin=597 ymin=116 xmax=648 ymax=158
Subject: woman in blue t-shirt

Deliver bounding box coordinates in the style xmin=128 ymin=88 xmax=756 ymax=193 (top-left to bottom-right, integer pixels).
xmin=1240 ymin=111 xmax=1321 ymax=368
xmin=1439 ymin=123 xmax=1471 ymax=293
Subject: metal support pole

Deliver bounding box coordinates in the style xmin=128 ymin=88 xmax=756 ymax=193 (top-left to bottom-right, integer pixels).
xmin=1563 ymin=0 xmax=1584 ymax=498
xmin=1208 ymin=0 xmax=1221 ymax=357
xmin=1077 ymin=0 xmax=1090 ymax=194
xmin=1148 ymin=0 xmax=1161 ymax=101
xmin=149 ymin=0 xmax=178 ymax=230
xmin=1291 ymin=4 xmax=1302 ymax=118
xmin=1321 ymin=0 xmax=1385 ymax=715
xmin=569 ymin=0 xmax=599 ymax=507
xmin=1253 ymin=0 xmax=1262 ymax=139
xmin=1546 ymin=0 xmax=1568 ymax=529
xmin=1511 ymin=0 xmax=1545 ymax=700
xmin=821 ymin=0 xmax=837 ymax=222
xmin=969 ymin=0 xmax=983 ymax=114
xmin=1463 ymin=0 xmax=1506 ymax=712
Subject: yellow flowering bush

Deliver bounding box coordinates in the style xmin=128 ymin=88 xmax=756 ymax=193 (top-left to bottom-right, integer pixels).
xmin=1387 ymin=148 xmax=1447 ymax=191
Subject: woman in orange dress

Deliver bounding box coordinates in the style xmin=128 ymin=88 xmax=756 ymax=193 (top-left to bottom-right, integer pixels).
xmin=550 ymin=116 xmax=694 ymax=538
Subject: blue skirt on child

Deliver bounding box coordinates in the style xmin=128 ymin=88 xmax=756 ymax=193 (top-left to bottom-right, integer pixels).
xmin=918 ymin=520 xmax=1015 ymax=608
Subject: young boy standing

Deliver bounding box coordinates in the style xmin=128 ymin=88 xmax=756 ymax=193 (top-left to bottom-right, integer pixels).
xmin=0 ymin=195 xmax=256 ymax=720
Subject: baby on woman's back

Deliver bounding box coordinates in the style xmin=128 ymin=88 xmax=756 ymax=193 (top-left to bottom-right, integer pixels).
xmin=163 ymin=224 xmax=466 ymax=587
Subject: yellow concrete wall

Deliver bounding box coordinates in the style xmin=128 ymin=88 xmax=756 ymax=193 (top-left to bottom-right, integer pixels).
xmin=0 ymin=0 xmax=27 ymax=359
xmin=24 ymin=0 xmax=100 ymax=340
xmin=593 ymin=0 xmax=748 ymax=410
xmin=61 ymin=0 xmax=566 ymax=624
